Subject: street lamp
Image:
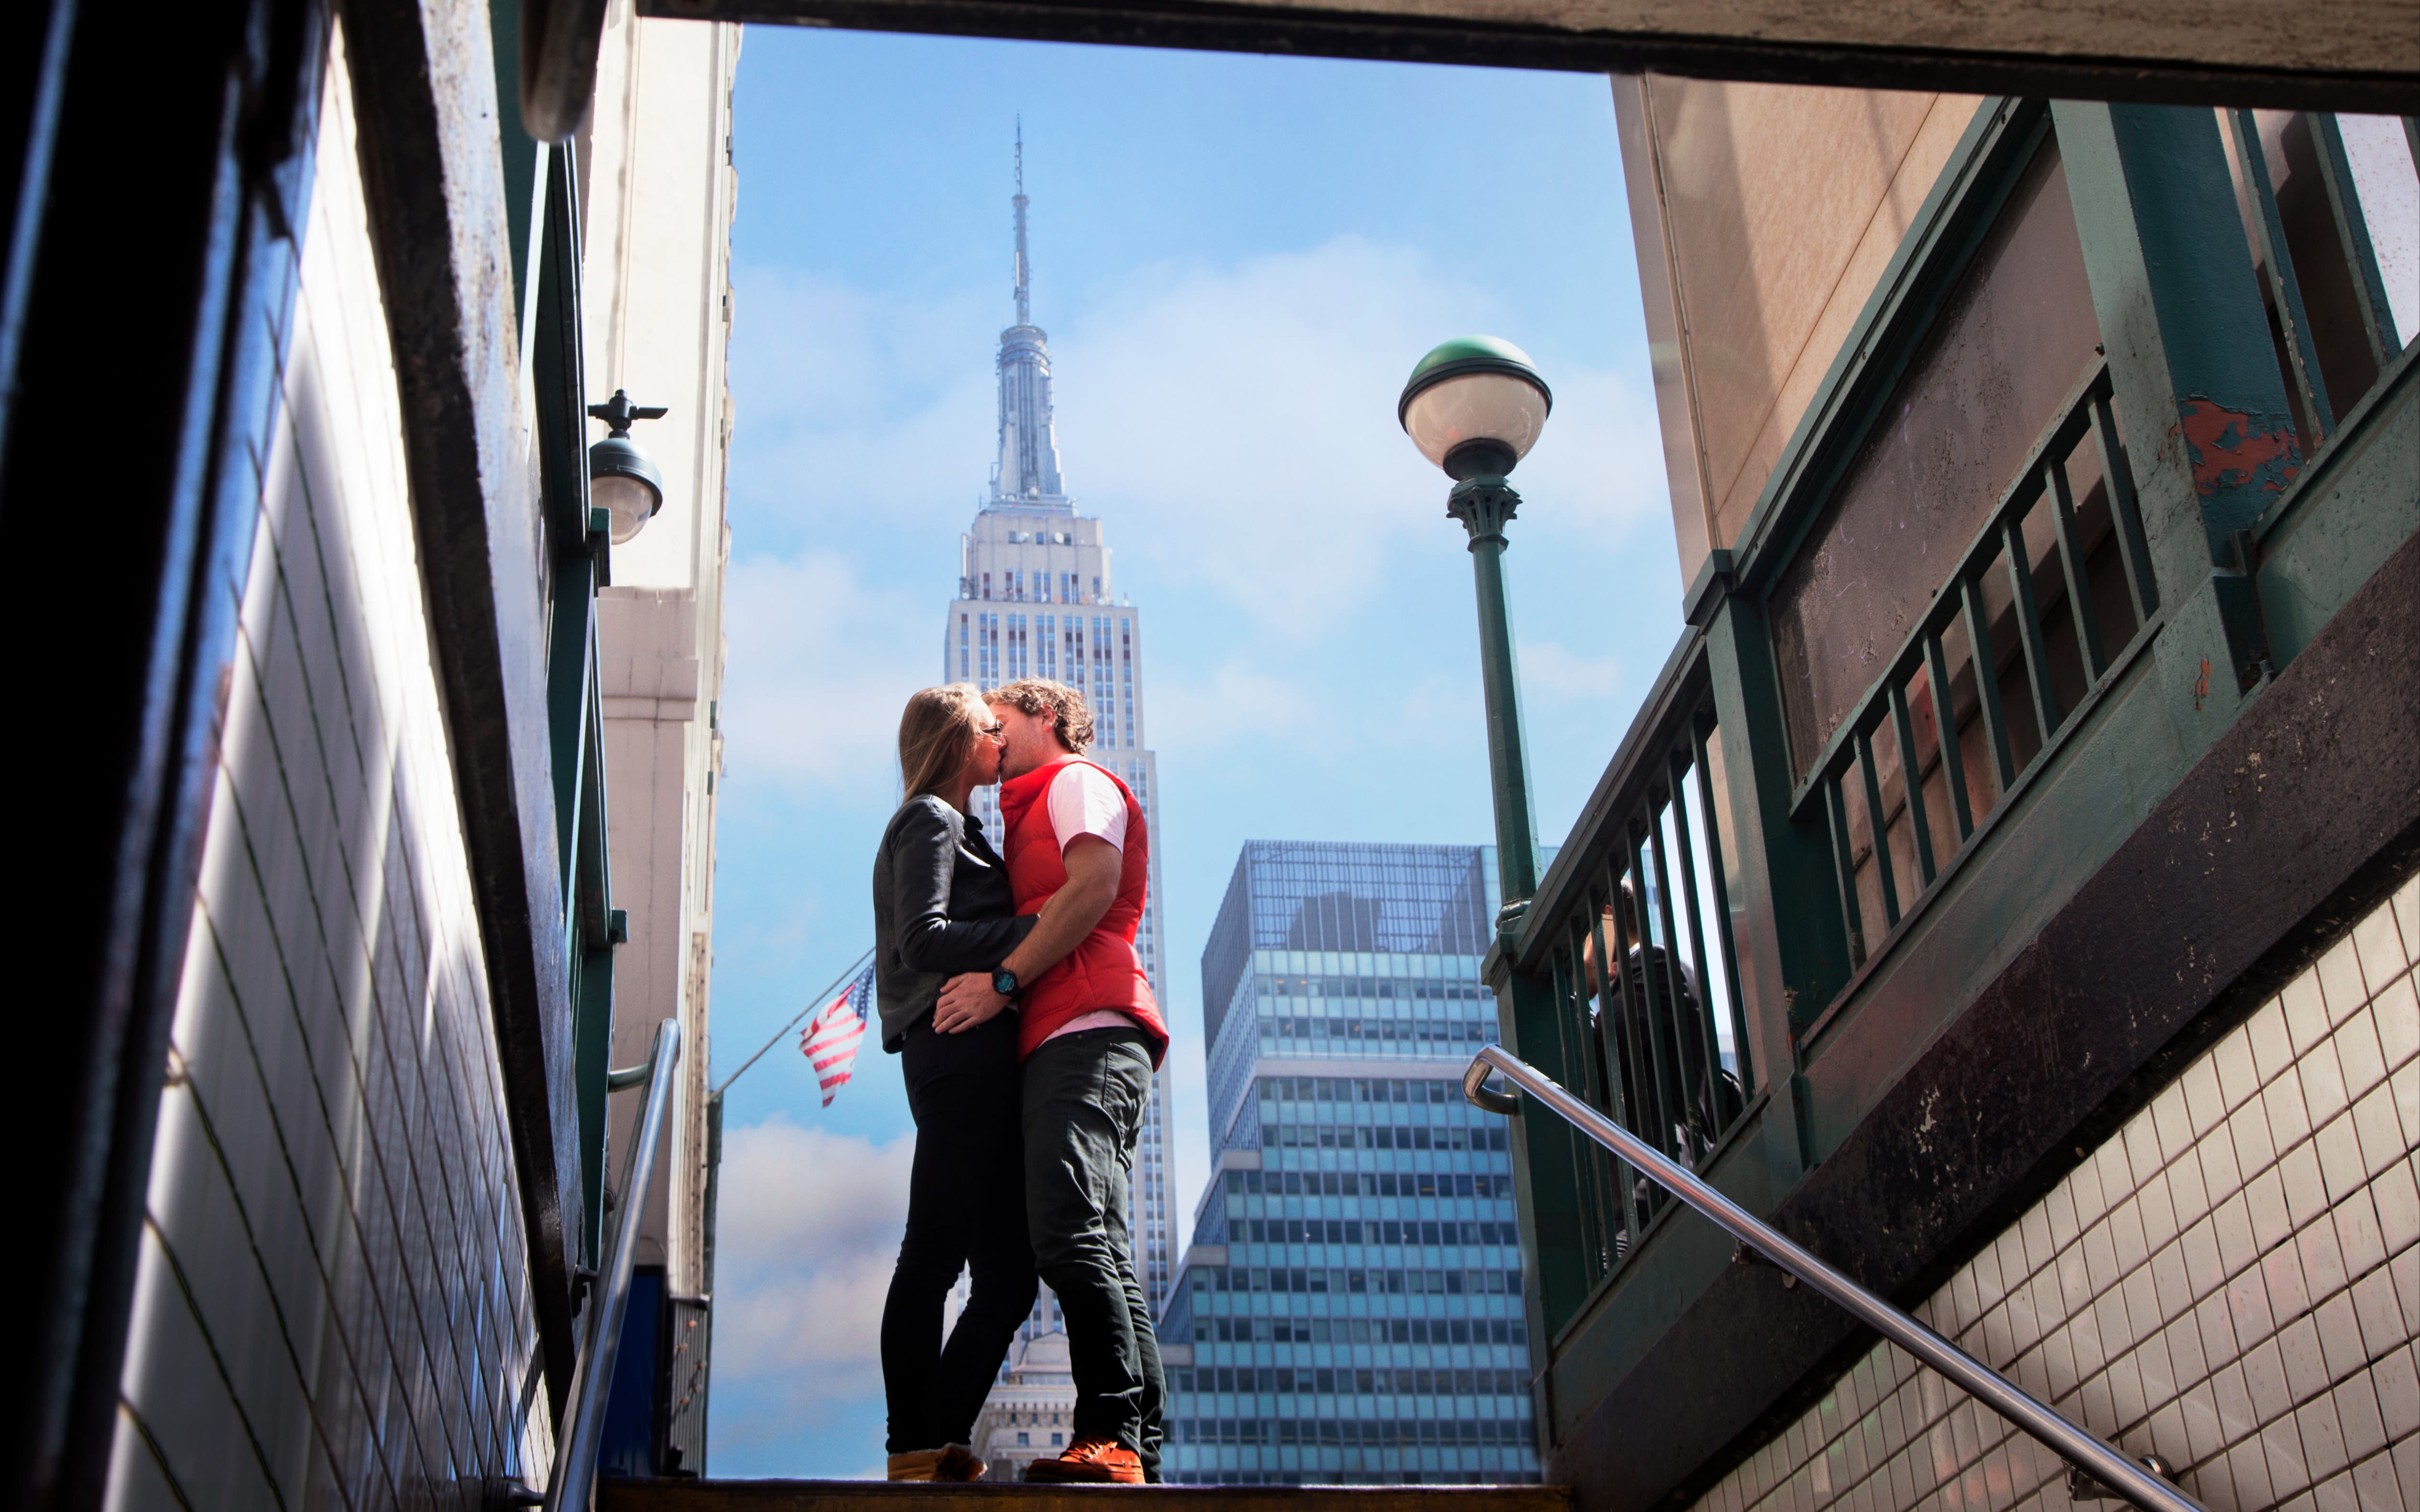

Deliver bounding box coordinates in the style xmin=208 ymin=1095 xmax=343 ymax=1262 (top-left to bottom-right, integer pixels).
xmin=1399 ymin=335 xmax=1552 ymax=910
xmin=587 ymin=389 xmax=668 ymax=544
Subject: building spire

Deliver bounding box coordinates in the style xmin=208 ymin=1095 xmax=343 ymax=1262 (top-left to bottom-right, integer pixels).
xmin=990 ymin=123 xmax=1068 ymax=509
xmin=1012 ymin=119 xmax=1031 ymax=328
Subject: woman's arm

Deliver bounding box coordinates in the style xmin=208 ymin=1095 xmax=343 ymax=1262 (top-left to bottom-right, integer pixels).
xmin=888 ymin=801 xmax=1036 ymax=974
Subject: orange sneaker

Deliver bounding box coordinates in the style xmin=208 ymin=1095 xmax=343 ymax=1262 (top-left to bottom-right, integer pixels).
xmin=1021 ymin=1437 xmax=1144 ymax=1484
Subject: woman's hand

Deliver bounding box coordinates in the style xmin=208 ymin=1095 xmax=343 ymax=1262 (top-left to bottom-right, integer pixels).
xmin=934 ymin=972 xmax=1011 ymax=1033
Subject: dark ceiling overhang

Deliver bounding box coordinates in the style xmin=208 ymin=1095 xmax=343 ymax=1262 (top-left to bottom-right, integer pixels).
xmin=640 ymin=0 xmax=2418 ymax=113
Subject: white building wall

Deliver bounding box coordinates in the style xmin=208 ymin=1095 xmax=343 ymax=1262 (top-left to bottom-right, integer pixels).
xmin=1685 ymin=875 xmax=2419 ymax=1512
xmin=581 ymin=1 xmax=739 ymax=1305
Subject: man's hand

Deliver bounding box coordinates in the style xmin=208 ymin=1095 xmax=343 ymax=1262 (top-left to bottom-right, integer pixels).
xmin=934 ymin=972 xmax=1011 ymax=1033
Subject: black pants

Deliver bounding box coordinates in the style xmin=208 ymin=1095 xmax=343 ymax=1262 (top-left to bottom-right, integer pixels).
xmin=1022 ymin=1026 xmax=1164 ymax=1476
xmin=880 ymin=1011 xmax=1038 ymax=1452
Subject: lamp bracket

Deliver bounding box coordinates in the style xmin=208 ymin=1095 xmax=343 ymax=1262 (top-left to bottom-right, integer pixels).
xmin=1448 ymin=478 xmax=1520 ymax=549
xmin=586 ymin=388 xmax=668 ymax=436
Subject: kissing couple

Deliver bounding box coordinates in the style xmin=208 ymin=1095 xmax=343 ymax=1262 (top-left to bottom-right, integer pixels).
xmin=868 ymin=677 xmax=1168 ymax=1483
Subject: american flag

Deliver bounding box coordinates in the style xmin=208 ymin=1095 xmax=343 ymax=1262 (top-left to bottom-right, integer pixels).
xmin=800 ymin=962 xmax=876 ymax=1107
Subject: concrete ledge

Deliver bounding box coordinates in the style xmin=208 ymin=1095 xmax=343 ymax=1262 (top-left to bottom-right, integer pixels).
xmin=601 ymin=1481 xmax=1571 ymax=1511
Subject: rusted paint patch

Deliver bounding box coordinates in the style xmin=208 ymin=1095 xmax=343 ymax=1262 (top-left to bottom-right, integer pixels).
xmin=2175 ymin=399 xmax=2299 ymax=497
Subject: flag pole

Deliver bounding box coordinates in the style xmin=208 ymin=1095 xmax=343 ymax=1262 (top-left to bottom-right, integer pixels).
xmin=712 ymin=946 xmax=876 ymax=1098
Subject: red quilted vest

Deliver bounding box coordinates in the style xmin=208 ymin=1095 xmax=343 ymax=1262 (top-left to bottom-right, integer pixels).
xmin=998 ymin=754 xmax=1167 ymax=1067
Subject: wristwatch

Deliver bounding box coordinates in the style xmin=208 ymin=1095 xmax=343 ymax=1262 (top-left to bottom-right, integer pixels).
xmin=992 ymin=967 xmax=1020 ymax=998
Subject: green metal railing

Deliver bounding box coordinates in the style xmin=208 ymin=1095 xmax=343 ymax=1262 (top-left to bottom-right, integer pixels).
xmin=2223 ymin=110 xmax=2409 ymax=455
xmin=1787 ymin=362 xmax=2156 ymax=973
xmin=1507 ymin=644 xmax=1754 ymax=1289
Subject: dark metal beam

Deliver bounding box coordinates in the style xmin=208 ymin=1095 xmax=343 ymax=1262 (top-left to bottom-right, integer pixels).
xmin=642 ymin=0 xmax=2419 ymax=114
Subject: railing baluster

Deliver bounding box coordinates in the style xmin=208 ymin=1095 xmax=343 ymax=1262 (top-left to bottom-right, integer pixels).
xmin=1688 ymin=707 xmax=1754 ymax=1098
xmin=1887 ymin=680 xmax=1938 ymax=887
xmin=1569 ymin=893 xmax=1625 ymax=1263
xmin=1622 ymin=827 xmax=1684 ymax=1167
xmin=2090 ymin=386 xmax=2159 ymax=624
xmin=1824 ymin=776 xmax=1868 ymax=968
xmin=1583 ymin=888 xmax=1643 ymax=1260
xmin=1922 ymin=631 xmax=1975 ymax=844
xmin=2045 ymin=459 xmax=2107 ymax=679
xmin=2229 ymin=108 xmax=2336 ymax=440
xmin=2003 ymin=515 xmax=2063 ymax=743
xmin=1855 ymin=722 xmax=1902 ymax=929
xmin=1664 ymin=744 xmax=1736 ymax=1125
xmin=1644 ymin=790 xmax=1713 ymax=1150
xmin=2307 ymin=113 xmax=2401 ymax=363
xmin=1548 ymin=941 xmax=1613 ymax=1282
xmin=1960 ymin=572 xmax=2018 ymax=793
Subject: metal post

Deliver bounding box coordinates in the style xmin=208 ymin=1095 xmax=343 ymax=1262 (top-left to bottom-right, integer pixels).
xmin=1451 ymin=477 xmax=1539 ymax=906
xmin=544 ymin=1018 xmax=682 ymax=1512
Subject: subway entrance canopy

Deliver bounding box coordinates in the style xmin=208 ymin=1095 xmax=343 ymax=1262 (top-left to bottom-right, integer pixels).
xmin=632 ymin=0 xmax=2419 ymax=111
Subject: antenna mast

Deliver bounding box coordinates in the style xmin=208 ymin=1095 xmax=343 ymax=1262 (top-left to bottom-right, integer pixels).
xmin=1012 ymin=121 xmax=1031 ymax=328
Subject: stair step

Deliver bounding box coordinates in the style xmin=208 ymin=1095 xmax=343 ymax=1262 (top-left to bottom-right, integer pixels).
xmin=599 ymin=1481 xmax=1570 ymax=1512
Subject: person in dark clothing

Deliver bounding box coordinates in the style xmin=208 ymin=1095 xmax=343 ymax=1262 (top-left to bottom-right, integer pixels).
xmin=871 ymin=684 xmax=1039 ymax=1483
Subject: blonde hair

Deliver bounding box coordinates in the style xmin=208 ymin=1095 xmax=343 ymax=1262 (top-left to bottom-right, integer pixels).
xmin=898 ymin=683 xmax=991 ymax=799
xmin=989 ymin=678 xmax=1094 ymax=753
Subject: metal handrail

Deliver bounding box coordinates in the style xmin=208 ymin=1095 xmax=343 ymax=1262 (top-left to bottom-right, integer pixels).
xmin=543 ymin=1019 xmax=683 ymax=1512
xmin=1463 ymin=1043 xmax=2205 ymax=1512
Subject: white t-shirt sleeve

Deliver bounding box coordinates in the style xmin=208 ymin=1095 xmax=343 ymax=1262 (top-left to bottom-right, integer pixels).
xmin=1047 ymin=762 xmax=1128 ymax=854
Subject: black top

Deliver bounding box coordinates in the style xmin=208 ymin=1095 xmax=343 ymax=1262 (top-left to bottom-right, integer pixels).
xmin=871 ymin=794 xmax=1036 ymax=1052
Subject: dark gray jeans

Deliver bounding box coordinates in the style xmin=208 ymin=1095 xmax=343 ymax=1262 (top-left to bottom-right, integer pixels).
xmin=1021 ymin=1026 xmax=1164 ymax=1476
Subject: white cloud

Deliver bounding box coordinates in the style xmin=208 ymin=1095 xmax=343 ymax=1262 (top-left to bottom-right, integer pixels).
xmin=1518 ymin=640 xmax=1623 ymax=702
xmin=1059 ymin=238 xmax=1666 ymax=637
xmin=720 ymin=549 xmax=935 ymax=801
xmin=723 ymin=265 xmax=1000 ymax=538
xmin=711 ymin=1118 xmax=917 ymax=1447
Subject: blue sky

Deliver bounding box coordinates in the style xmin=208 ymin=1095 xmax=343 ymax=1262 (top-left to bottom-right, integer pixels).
xmin=700 ymin=26 xmax=1678 ymax=1476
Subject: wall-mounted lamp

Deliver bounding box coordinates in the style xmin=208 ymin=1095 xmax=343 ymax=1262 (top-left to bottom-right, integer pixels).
xmin=587 ymin=389 xmax=668 ymax=545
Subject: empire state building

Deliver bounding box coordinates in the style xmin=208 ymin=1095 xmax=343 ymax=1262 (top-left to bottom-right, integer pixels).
xmin=943 ymin=142 xmax=1178 ymax=1342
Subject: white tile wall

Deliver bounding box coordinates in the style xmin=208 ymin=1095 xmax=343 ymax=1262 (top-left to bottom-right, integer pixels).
xmin=105 ymin=37 xmax=551 ymax=1512
xmin=1691 ymin=872 xmax=2419 ymax=1512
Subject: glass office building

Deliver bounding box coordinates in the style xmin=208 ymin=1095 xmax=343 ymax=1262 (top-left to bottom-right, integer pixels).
xmin=1157 ymin=842 xmax=1542 ymax=1485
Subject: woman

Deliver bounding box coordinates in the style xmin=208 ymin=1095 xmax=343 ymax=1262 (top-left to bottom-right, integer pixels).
xmin=872 ymin=684 xmax=1039 ymax=1482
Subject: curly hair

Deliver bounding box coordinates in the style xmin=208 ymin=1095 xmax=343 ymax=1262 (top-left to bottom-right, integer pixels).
xmin=988 ymin=677 xmax=1094 ymax=754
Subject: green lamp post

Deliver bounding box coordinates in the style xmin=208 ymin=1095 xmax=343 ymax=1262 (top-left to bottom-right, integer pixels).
xmin=1399 ymin=335 xmax=1552 ymax=913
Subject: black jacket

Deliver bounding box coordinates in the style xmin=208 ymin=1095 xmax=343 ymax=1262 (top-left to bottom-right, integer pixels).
xmin=871 ymin=794 xmax=1036 ymax=1052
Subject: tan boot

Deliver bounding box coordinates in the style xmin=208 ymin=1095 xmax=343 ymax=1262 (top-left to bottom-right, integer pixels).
xmin=934 ymin=1445 xmax=989 ymax=1482
xmin=887 ymin=1449 xmax=945 ymax=1481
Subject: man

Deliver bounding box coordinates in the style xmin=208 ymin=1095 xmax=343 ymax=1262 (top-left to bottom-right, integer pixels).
xmin=933 ymin=677 xmax=1168 ymax=1484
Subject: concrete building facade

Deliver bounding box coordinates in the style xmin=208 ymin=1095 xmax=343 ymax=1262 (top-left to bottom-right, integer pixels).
xmin=581 ymin=2 xmax=742 ymax=1475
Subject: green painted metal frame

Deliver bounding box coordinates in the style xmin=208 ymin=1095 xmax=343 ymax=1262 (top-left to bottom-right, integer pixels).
xmin=1492 ymin=630 xmax=1769 ymax=1342
xmin=1779 ymin=364 xmax=2162 ymax=986
xmin=525 ymin=120 xmax=625 ymax=1276
xmin=1499 ymin=90 xmax=2417 ymax=1491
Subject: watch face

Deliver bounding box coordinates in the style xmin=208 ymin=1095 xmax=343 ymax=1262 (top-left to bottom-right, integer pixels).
xmin=993 ymin=970 xmax=1017 ymax=995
